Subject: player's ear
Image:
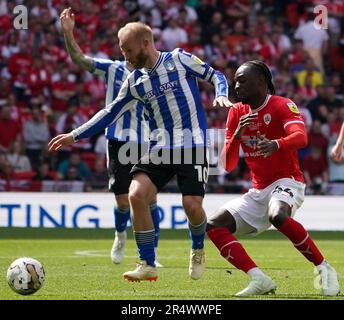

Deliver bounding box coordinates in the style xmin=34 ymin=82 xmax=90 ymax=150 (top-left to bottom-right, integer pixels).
xmin=142 ymin=38 xmax=150 ymax=49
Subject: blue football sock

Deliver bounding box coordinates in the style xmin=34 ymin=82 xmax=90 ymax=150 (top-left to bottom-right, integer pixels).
xmin=188 ymin=218 xmax=207 ymax=249
xmin=114 ymin=207 xmax=130 ymax=233
xmin=134 ymin=229 xmax=155 ymax=267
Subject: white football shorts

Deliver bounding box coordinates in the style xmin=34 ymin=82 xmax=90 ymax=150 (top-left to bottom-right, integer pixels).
xmin=219 ymin=178 xmax=305 ymax=236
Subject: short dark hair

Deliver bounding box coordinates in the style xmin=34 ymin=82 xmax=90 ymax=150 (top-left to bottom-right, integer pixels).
xmin=243 ymin=60 xmax=276 ymax=94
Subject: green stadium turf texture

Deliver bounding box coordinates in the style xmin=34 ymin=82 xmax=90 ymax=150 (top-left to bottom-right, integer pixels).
xmin=0 ymin=228 xmax=343 ymax=300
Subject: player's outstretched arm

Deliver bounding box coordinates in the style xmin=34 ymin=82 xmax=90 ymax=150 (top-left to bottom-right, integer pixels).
xmin=178 ymin=49 xmax=232 ymax=107
xmin=48 ymin=133 xmax=75 ymax=152
xmin=60 ymin=7 xmax=95 ymax=72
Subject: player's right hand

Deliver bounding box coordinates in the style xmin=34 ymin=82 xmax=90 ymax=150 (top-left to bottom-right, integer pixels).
xmin=48 ymin=133 xmax=75 ymax=152
xmin=331 ymin=143 xmax=344 ymax=162
xmin=233 ymin=113 xmax=258 ymax=139
xmin=60 ymin=7 xmax=75 ymax=33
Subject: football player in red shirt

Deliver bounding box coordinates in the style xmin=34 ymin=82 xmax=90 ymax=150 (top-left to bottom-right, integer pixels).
xmin=207 ymin=61 xmax=340 ymax=297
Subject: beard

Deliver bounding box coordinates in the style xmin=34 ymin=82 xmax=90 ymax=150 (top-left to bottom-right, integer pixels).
xmin=132 ymin=49 xmax=148 ymax=69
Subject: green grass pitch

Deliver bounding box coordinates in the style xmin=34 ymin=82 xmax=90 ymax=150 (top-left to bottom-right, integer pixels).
xmin=0 ymin=228 xmax=343 ymax=300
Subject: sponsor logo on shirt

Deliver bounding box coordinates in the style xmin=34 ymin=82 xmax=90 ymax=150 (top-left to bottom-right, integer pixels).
xmin=143 ymin=80 xmax=180 ymax=101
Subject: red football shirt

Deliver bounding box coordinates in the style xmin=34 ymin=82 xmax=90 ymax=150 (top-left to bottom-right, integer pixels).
xmin=224 ymin=95 xmax=306 ymax=189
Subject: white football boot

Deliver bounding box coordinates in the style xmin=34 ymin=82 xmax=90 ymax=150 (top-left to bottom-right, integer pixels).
xmin=235 ymin=274 xmax=277 ymax=297
xmin=154 ymin=248 xmax=163 ymax=268
xmin=189 ymin=248 xmax=205 ymax=280
xmin=123 ymin=261 xmax=158 ymax=282
xmin=111 ymin=230 xmax=127 ymax=264
xmin=316 ymin=261 xmax=340 ymax=296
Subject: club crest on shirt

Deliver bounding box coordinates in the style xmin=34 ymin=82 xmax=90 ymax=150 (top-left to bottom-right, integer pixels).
xmin=263 ymin=113 xmax=271 ymax=125
xmin=163 ymin=60 xmax=176 ymax=72
xmin=287 ymin=102 xmax=300 ymax=114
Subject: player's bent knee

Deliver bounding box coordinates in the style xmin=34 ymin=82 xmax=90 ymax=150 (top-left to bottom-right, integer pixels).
xmin=182 ymin=199 xmax=202 ymax=217
xmin=116 ymin=194 xmax=130 ymax=209
xmin=268 ymin=210 xmax=289 ymax=227
xmin=128 ymin=189 xmax=149 ymax=206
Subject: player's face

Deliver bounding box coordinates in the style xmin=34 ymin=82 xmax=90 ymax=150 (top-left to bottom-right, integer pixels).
xmin=234 ymin=65 xmax=257 ymax=104
xmin=119 ymin=36 xmax=148 ymax=69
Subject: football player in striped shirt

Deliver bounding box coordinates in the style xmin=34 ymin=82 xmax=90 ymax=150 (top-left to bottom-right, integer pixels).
xmin=60 ymin=9 xmax=162 ymax=267
xmin=49 ymin=22 xmax=231 ymax=282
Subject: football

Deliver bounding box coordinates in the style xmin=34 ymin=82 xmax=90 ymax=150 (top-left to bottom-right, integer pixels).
xmin=7 ymin=257 xmax=45 ymax=295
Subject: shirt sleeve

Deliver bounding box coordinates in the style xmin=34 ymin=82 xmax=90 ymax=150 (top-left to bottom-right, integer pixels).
xmin=274 ymin=98 xmax=307 ymax=151
xmin=177 ymin=49 xmax=228 ymax=97
xmin=279 ymin=99 xmax=305 ymax=129
xmin=221 ymin=107 xmax=241 ymax=172
xmin=92 ymin=58 xmax=115 ymax=77
xmin=71 ymin=78 xmax=135 ymax=141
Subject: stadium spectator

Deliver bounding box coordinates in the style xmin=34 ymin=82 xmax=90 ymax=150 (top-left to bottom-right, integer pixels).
xmin=201 ymin=11 xmax=224 ymax=45
xmin=0 ymin=159 xmax=15 ymax=180
xmin=1 ymin=31 xmax=19 ymax=62
xmin=7 ymin=140 xmax=32 ymax=173
xmin=51 ymin=67 xmax=77 ymax=113
xmin=302 ymin=145 xmax=329 ymax=195
xmin=55 ymin=103 xmax=90 ymax=151
xmin=294 ymin=12 xmax=329 ymax=73
xmin=7 ymin=41 xmax=32 ymax=79
xmin=161 ymin=19 xmax=188 ymax=52
xmin=48 ymin=21 xmax=231 ymax=283
xmin=0 ymin=105 xmax=21 ymax=152
xmin=57 ymin=150 xmax=90 ymax=180
xmin=207 ymin=61 xmax=340 ymax=297
xmin=306 ymin=85 xmax=329 ymax=123
xmin=23 ymin=106 xmax=50 ymax=168
xmin=84 ymin=157 xmax=108 ymax=192
xmin=295 ymin=59 xmax=324 ymax=89
xmin=27 ymin=56 xmax=52 ymax=99
xmin=224 ymin=0 xmax=249 ymax=24
xmin=32 ymin=162 xmax=55 ymax=181
xmin=0 ymin=78 xmax=11 ymax=105
xmin=59 ymin=8 xmax=162 ymax=266
xmin=307 ymin=120 xmax=329 ymax=156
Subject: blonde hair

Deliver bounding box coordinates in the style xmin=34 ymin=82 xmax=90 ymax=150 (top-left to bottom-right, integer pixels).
xmin=118 ymin=22 xmax=153 ymax=43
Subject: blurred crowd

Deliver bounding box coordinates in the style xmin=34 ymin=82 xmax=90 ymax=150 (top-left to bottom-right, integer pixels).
xmin=0 ymin=0 xmax=344 ymax=194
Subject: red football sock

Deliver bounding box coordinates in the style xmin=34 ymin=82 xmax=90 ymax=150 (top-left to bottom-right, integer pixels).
xmin=277 ymin=217 xmax=324 ymax=266
xmin=207 ymin=227 xmax=257 ymax=273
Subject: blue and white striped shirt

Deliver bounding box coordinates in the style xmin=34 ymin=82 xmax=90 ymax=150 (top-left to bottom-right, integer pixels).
xmin=93 ymin=58 xmax=148 ymax=142
xmin=73 ymin=49 xmax=228 ymax=149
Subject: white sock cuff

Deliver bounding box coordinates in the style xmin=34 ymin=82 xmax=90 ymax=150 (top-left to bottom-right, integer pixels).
xmin=247 ymin=267 xmax=265 ymax=278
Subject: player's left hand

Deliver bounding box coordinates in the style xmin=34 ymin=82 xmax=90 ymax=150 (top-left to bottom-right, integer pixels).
xmin=257 ymin=132 xmax=278 ymax=157
xmin=213 ymin=96 xmax=233 ymax=108
xmin=48 ymin=133 xmax=75 ymax=152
